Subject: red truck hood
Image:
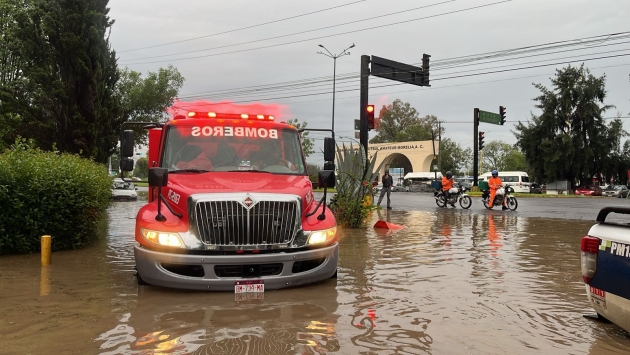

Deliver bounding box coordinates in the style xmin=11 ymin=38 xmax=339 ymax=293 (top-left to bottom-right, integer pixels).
xmin=165 ymin=173 xmax=314 ymax=212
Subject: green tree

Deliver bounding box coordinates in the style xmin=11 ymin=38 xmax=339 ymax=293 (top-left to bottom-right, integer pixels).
xmin=0 ymin=0 xmax=31 ymax=149
xmin=133 ymin=157 xmax=148 ymax=178
xmin=4 ymin=0 xmax=122 ymax=164
xmin=481 ymin=140 xmax=528 ymax=172
xmin=117 ymin=65 xmax=184 ymax=146
xmin=514 ymin=64 xmax=621 ymax=185
xmin=306 ymin=163 xmax=320 ymax=182
xmin=437 ymin=138 xmax=472 ymax=176
xmin=369 ymin=99 xmax=441 ymax=143
xmin=286 ymin=118 xmax=314 ymax=157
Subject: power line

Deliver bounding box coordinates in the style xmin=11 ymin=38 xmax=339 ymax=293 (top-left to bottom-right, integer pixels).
xmin=178 ymin=44 xmax=630 ymax=101
xmin=121 ymin=0 xmax=458 ymax=61
xmin=118 ymin=0 xmax=368 ymax=53
xmin=119 ymin=0 xmax=515 ymax=65
xmin=172 ymin=53 xmax=630 ymax=106
xmin=174 ymin=31 xmax=630 ymax=100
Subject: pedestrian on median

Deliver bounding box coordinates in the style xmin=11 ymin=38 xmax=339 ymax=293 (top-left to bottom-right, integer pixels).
xmin=377 ymin=170 xmax=394 ymax=209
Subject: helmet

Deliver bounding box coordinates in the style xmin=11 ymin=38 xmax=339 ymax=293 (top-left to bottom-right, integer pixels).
xmin=446 ymin=171 xmax=453 ymax=179
xmin=492 ymin=170 xmax=498 ymax=176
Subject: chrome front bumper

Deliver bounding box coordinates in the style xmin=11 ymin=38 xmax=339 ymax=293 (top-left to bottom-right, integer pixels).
xmin=134 ymin=243 xmax=338 ymax=291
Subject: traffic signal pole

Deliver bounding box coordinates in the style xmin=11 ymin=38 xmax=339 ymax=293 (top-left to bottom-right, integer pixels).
xmin=359 ymin=55 xmax=370 ymax=157
xmin=473 ymin=108 xmax=479 ymax=187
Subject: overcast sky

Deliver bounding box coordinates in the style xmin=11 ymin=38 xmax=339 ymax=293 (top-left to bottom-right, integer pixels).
xmin=108 ymin=0 xmax=630 ymax=166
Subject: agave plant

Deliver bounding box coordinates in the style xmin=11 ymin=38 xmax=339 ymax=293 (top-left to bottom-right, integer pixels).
xmin=330 ymin=143 xmax=383 ymax=228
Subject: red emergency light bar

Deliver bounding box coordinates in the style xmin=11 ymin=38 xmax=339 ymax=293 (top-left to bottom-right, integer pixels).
xmin=175 ymin=112 xmax=275 ymax=121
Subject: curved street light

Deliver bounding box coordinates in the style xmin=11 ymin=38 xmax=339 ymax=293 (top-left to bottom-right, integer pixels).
xmin=317 ymin=43 xmax=355 ymax=132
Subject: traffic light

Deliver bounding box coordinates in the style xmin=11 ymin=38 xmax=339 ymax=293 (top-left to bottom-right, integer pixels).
xmin=422 ymin=54 xmax=431 ymax=86
xmin=500 ymin=106 xmax=506 ymax=125
xmin=366 ymin=104 xmax=375 ymax=130
xmin=478 ymin=131 xmax=485 ymax=151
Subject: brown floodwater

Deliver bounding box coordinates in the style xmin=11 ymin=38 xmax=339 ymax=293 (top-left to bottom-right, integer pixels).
xmin=2 ymin=197 xmax=630 ymax=354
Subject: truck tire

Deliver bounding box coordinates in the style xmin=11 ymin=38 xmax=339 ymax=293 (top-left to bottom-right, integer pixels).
xmin=136 ymin=272 xmax=150 ymax=286
xmin=331 ymin=270 xmax=338 ymax=279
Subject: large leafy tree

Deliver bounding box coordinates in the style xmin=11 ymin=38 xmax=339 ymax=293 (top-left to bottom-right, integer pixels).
xmin=117 ymin=65 xmax=184 ymax=146
xmin=369 ymin=99 xmax=441 ymax=143
xmin=0 ymin=0 xmax=31 ymax=150
xmin=286 ymin=118 xmax=314 ymax=157
xmin=481 ymin=140 xmax=528 ymax=173
xmin=4 ymin=0 xmax=122 ymax=164
xmin=437 ymin=138 xmax=472 ymax=176
xmin=514 ymin=65 xmax=622 ymax=185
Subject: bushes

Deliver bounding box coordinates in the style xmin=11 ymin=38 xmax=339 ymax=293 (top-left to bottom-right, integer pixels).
xmin=0 ymin=140 xmax=112 ymax=254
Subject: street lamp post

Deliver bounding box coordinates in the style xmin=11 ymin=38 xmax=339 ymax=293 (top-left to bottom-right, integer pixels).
xmin=317 ymin=43 xmax=355 ymax=132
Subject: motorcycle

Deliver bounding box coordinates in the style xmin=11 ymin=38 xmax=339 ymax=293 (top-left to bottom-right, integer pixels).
xmin=482 ymin=184 xmax=518 ymax=211
xmin=434 ymin=184 xmax=472 ymax=209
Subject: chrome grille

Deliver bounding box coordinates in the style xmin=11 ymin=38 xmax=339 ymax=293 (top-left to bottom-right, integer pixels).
xmin=192 ymin=198 xmax=299 ymax=246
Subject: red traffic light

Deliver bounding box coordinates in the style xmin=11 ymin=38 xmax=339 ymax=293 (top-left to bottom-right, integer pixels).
xmin=499 ymin=106 xmax=506 ymax=125
xmin=366 ymin=104 xmax=375 ymax=130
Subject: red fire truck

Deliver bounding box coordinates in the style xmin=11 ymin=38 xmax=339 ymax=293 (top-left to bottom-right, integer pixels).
xmin=119 ymin=111 xmax=338 ymax=291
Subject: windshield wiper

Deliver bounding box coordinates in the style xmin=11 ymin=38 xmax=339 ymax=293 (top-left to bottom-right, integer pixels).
xmin=169 ymin=169 xmax=211 ymax=174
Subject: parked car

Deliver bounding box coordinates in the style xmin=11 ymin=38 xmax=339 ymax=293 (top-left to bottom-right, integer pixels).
xmin=112 ymin=178 xmax=137 ymax=200
xmin=602 ymin=185 xmax=629 ymax=198
xmin=575 ymin=186 xmax=603 ymax=196
xmin=394 ymin=183 xmax=409 ymax=192
xmin=530 ymin=183 xmax=544 ymax=194
xmin=373 ymin=183 xmax=407 ymax=193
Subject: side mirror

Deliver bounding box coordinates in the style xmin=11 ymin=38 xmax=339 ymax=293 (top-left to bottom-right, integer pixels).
xmin=323 ymin=137 xmax=335 ymax=162
xmin=318 ymin=170 xmax=336 ymax=188
xmin=148 ymin=167 xmax=169 ymax=187
xmin=120 ymin=158 xmax=134 ymax=172
xmin=121 ymin=130 xmax=134 ymax=157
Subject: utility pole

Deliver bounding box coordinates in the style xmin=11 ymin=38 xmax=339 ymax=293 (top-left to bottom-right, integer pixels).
xmin=438 ymin=120 xmax=442 ymax=174
xmin=317 ymin=43 xmax=355 ymax=132
xmin=473 ymin=108 xmax=479 ymax=186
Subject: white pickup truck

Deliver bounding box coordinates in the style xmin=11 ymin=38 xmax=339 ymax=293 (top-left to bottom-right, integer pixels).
xmin=581 ymin=207 xmax=630 ymax=332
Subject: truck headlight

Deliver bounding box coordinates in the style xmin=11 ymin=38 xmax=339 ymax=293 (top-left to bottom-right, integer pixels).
xmin=141 ymin=228 xmax=184 ymax=247
xmin=306 ymin=226 xmax=337 ymax=245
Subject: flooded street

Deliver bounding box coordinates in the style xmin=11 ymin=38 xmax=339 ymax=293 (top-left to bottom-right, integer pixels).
xmin=2 ymin=195 xmax=630 ymax=354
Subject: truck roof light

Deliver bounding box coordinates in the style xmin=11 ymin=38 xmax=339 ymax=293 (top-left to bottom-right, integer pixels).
xmin=175 ymin=112 xmax=278 ymax=121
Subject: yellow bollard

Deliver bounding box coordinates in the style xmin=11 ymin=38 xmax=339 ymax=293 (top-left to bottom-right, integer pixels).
xmin=41 ymin=235 xmax=51 ymax=266
xmin=40 ymin=265 xmax=50 ymax=296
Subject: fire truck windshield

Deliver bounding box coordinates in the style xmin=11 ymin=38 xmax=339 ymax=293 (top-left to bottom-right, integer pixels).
xmin=161 ymin=124 xmax=306 ymax=174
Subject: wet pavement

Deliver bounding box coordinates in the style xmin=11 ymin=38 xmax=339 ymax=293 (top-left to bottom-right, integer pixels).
xmin=2 ymin=194 xmax=630 ymax=354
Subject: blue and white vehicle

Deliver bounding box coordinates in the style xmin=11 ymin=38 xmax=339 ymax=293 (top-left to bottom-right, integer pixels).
xmin=581 ymin=207 xmax=630 ymax=333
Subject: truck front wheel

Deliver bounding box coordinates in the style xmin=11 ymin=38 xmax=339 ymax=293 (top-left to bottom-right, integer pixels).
xmin=136 ymin=272 xmax=150 ymax=286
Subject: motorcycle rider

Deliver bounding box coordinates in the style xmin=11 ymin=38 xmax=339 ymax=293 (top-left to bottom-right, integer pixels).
xmin=488 ymin=170 xmax=508 ymax=210
xmin=441 ymin=171 xmax=455 ymax=207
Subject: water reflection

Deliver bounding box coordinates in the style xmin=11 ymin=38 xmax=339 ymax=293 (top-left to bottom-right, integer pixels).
xmin=6 ymin=198 xmax=630 ymax=354
xmin=97 ymin=282 xmax=340 ymax=354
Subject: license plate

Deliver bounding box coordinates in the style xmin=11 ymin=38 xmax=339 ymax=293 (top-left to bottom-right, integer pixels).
xmin=235 ymin=280 xmax=264 ymax=293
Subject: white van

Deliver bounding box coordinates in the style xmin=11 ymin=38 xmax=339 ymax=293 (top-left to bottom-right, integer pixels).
xmin=478 ymin=171 xmax=531 ymax=193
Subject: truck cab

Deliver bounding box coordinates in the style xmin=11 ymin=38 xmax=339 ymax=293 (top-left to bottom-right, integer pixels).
xmin=581 ymin=207 xmax=630 ymax=332
xmin=119 ymin=111 xmax=338 ymax=291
